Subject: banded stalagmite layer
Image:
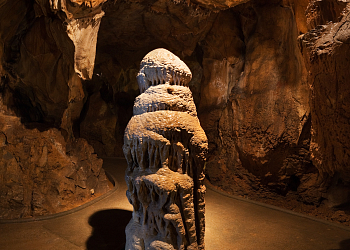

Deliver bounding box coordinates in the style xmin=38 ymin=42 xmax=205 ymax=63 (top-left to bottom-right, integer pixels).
xmin=124 ymin=48 xmax=208 ymax=250
xmin=136 ymin=48 xmax=192 ymax=93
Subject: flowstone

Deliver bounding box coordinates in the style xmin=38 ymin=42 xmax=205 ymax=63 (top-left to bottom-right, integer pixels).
xmin=123 ymin=48 xmax=208 ymax=250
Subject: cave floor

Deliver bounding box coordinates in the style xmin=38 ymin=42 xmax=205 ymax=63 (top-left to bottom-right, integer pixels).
xmin=0 ymin=158 xmax=350 ymax=250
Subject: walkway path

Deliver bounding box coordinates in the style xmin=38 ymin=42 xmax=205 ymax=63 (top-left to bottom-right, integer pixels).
xmin=1 ymin=158 xmax=349 ymax=250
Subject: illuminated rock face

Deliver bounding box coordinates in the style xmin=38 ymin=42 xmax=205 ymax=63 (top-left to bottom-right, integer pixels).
xmin=0 ymin=0 xmax=109 ymax=219
xmin=301 ymin=9 xmax=350 ymax=207
xmin=124 ymin=48 xmax=208 ymax=250
xmin=45 ymin=0 xmax=106 ymax=80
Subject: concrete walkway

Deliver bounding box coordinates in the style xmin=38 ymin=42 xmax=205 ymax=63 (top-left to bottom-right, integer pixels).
xmin=1 ymin=158 xmax=350 ymax=250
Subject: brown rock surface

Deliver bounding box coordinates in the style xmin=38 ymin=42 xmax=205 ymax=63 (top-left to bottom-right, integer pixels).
xmin=0 ymin=97 xmax=109 ymax=219
xmin=305 ymin=0 xmax=348 ymax=31
xmin=96 ymin=0 xmax=217 ymax=65
xmin=0 ymin=0 xmax=109 ymax=219
xmin=88 ymin=0 xmax=218 ymax=157
xmin=0 ymin=0 xmax=106 ymax=137
xmin=198 ymin=2 xmax=313 ymax=201
xmin=284 ymin=0 xmax=309 ymax=34
xmin=36 ymin=0 xmax=106 ymax=80
xmin=191 ymin=0 xmax=249 ymax=10
xmin=2 ymin=0 xmax=350 ymax=227
xmin=80 ymin=91 xmax=117 ymax=157
xmin=301 ymin=7 xmax=350 ymax=207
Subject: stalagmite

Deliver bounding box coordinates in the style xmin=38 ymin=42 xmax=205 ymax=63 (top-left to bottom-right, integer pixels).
xmin=124 ymin=48 xmax=208 ymax=250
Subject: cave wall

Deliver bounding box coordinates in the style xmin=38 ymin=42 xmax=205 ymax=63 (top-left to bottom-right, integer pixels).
xmin=87 ymin=0 xmax=350 ymax=208
xmin=86 ymin=0 xmax=316 ymax=199
xmin=301 ymin=1 xmax=350 ymax=207
xmin=0 ymin=0 xmax=109 ymax=219
xmin=79 ymin=0 xmax=220 ymax=157
xmin=200 ymin=2 xmax=312 ymax=197
xmin=2 ymin=0 xmax=350 ymax=218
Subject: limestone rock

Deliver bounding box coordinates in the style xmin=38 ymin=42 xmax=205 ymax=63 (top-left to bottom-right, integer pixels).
xmin=0 ymin=0 xmax=109 ymax=219
xmin=137 ymin=48 xmax=192 ymax=93
xmin=97 ymin=0 xmax=217 ymax=66
xmin=3 ymin=0 xmax=350 ymax=225
xmin=0 ymin=99 xmax=109 ymax=219
xmin=198 ymin=3 xmax=312 ymax=195
xmin=228 ymin=3 xmax=310 ymax=183
xmin=39 ymin=0 xmax=107 ymax=80
xmin=80 ymin=91 xmax=117 ymax=157
xmin=284 ymin=0 xmax=309 ymax=34
xmin=191 ymin=0 xmax=250 ymax=10
xmin=124 ymin=49 xmax=208 ymax=250
xmin=301 ymin=9 xmax=350 ymax=206
xmin=125 ymin=168 xmax=199 ymax=250
xmin=0 ymin=0 xmax=107 ymax=138
xmin=305 ymin=0 xmax=348 ymax=31
xmin=133 ymin=85 xmax=197 ymax=117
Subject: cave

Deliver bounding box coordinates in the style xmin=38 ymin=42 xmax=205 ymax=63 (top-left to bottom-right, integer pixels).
xmin=1 ymin=0 xmax=350 ymax=249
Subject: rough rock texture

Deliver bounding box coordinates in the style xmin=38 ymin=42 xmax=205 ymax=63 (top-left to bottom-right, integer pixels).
xmin=95 ymin=0 xmax=217 ymax=65
xmin=38 ymin=0 xmax=106 ymax=80
xmin=124 ymin=49 xmax=208 ymax=250
xmin=0 ymin=0 xmax=106 ymax=133
xmin=133 ymin=85 xmax=198 ymax=117
xmin=192 ymin=0 xmax=249 ymax=10
xmin=80 ymin=91 xmax=117 ymax=157
xmin=198 ymin=2 xmax=313 ymax=202
xmin=305 ymin=0 xmax=348 ymax=31
xmin=86 ymin=0 xmax=218 ymax=157
xmin=0 ymin=94 xmax=109 ymax=219
xmin=2 ymin=0 xmax=350 ymax=226
xmin=0 ymin=0 xmax=109 ymax=219
xmin=301 ymin=7 xmax=350 ymax=207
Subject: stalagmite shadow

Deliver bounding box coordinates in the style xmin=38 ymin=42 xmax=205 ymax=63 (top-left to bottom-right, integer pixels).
xmin=330 ymin=238 xmax=350 ymax=250
xmin=86 ymin=209 xmax=132 ymax=250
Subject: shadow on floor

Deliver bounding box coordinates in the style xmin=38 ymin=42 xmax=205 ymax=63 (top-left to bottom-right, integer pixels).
xmin=330 ymin=238 xmax=350 ymax=250
xmin=86 ymin=209 xmax=132 ymax=250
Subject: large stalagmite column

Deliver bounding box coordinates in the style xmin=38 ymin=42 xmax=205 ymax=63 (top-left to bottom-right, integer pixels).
xmin=123 ymin=48 xmax=208 ymax=250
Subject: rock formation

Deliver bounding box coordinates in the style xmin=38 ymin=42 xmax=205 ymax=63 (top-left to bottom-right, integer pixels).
xmin=123 ymin=48 xmax=208 ymax=250
xmin=2 ymin=0 xmax=350 ymax=225
xmin=46 ymin=0 xmax=106 ymax=80
xmin=89 ymin=1 xmax=316 ymax=205
xmin=300 ymin=4 xmax=350 ymax=207
xmin=0 ymin=93 xmax=109 ymax=219
xmin=0 ymin=0 xmax=109 ymax=219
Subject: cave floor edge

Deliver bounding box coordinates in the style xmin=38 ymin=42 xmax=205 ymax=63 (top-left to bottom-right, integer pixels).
xmin=0 ymin=158 xmax=349 ymax=250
